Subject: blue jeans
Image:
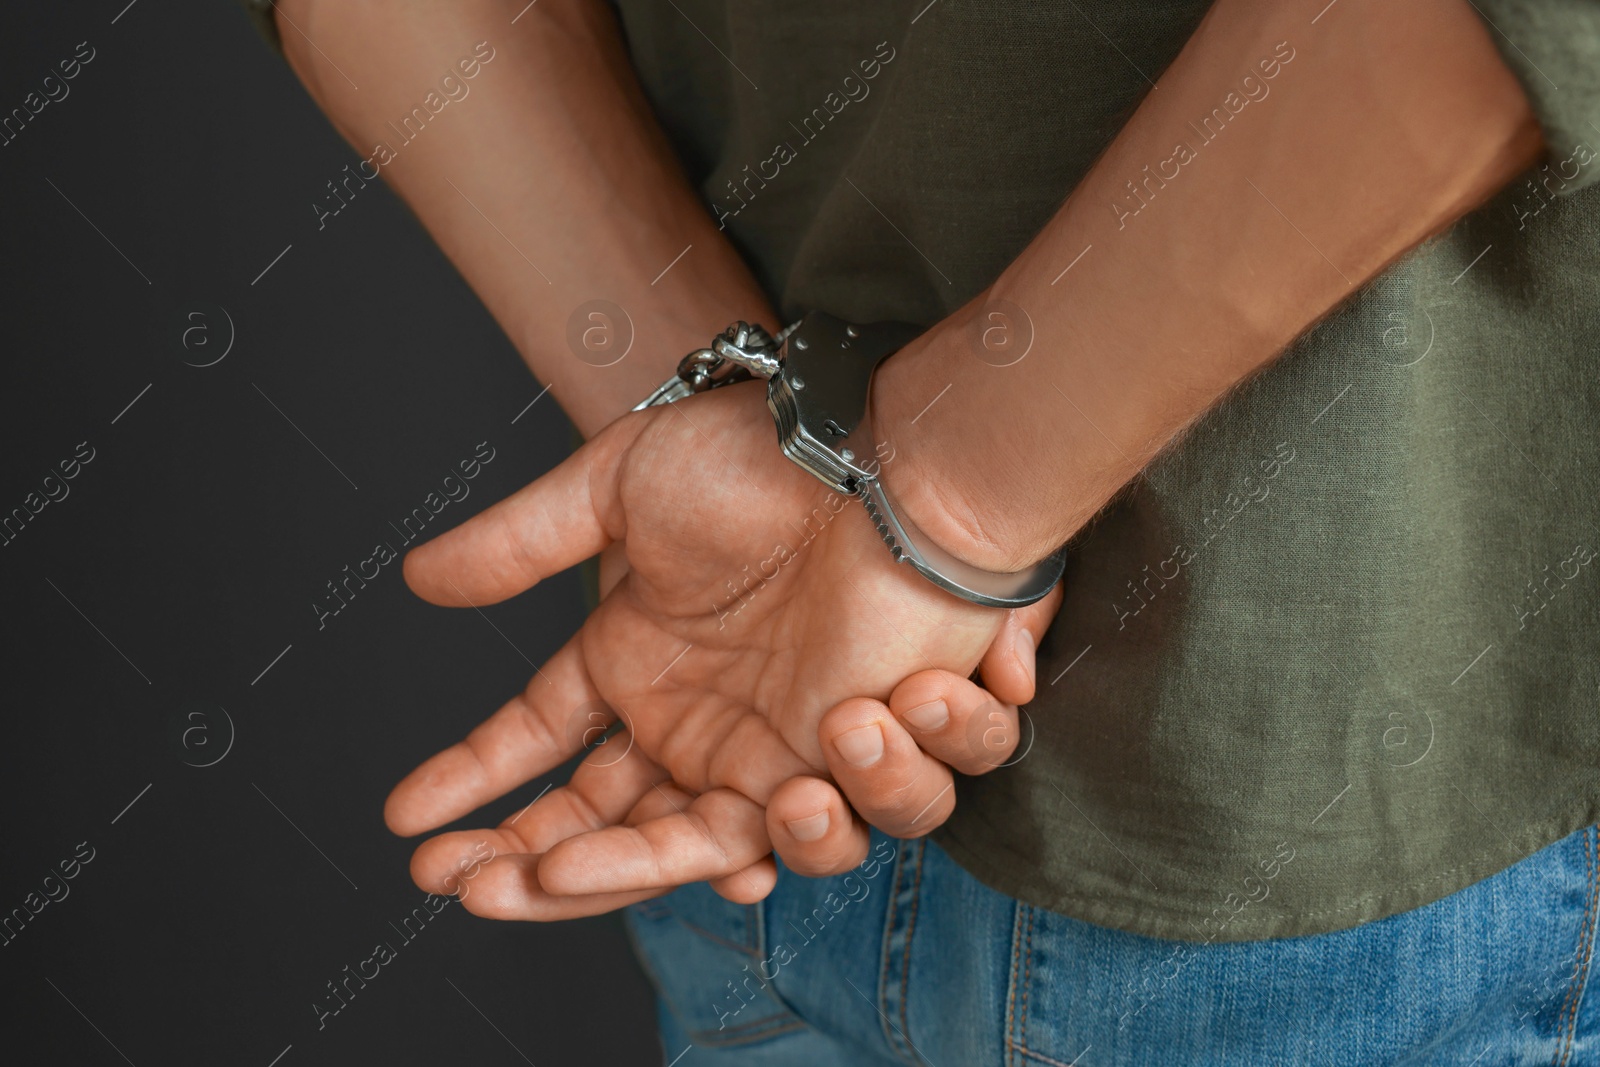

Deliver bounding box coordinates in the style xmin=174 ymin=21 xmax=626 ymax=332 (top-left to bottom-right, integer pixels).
xmin=626 ymin=826 xmax=1600 ymax=1066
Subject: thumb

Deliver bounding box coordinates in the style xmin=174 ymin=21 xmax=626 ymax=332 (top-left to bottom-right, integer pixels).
xmin=403 ymin=415 xmax=640 ymax=607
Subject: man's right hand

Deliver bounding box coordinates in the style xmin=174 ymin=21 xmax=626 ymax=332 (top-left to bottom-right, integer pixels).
xmin=382 ymin=380 xmax=1059 ymax=918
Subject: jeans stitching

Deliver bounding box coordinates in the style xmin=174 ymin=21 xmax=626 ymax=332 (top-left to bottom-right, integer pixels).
xmin=1005 ymin=901 xmax=1025 ymax=1067
xmin=1022 ymin=906 xmax=1035 ymax=1048
xmin=685 ymin=1016 xmax=812 ymax=1047
xmin=630 ymin=894 xmax=803 ymax=1050
xmin=1550 ymin=827 xmax=1585 ymax=1064
xmin=1553 ymin=826 xmax=1594 ymax=1065
xmin=679 ymin=917 xmax=759 ymax=957
xmin=897 ymin=839 xmax=927 ymax=1063
xmin=1016 ymin=1046 xmax=1095 ymax=1067
xmin=626 ymin=910 xmax=764 ymax=1051
xmin=753 ymin=892 xmax=812 ymax=1028
xmin=1016 ymin=908 xmax=1072 ymax=1067
xmin=1554 ymin=825 xmax=1600 ymax=1067
xmin=877 ymin=840 xmax=911 ymax=1062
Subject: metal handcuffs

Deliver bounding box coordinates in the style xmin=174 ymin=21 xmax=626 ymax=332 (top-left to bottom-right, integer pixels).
xmin=634 ymin=311 xmax=1065 ymax=608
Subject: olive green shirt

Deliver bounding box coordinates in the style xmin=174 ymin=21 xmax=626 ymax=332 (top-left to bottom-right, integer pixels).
xmin=245 ymin=0 xmax=1600 ymax=941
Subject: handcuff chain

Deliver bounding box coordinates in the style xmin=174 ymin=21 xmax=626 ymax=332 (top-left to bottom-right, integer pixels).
xmin=675 ymin=320 xmax=788 ymax=394
xmin=633 ymin=312 xmax=1066 ymax=607
xmin=632 ymin=320 xmax=801 ymax=411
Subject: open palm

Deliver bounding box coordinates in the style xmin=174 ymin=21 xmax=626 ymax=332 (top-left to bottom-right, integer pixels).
xmin=386 ymin=380 xmax=1014 ymax=918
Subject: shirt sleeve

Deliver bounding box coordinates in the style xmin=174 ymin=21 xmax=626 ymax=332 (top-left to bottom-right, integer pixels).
xmin=1471 ymin=0 xmax=1600 ymax=192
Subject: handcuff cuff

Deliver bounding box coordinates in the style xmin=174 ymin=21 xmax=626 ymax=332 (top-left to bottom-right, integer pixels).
xmin=633 ymin=311 xmax=1065 ymax=608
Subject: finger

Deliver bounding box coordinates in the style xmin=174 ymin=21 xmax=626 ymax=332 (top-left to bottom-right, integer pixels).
xmin=820 ymin=697 xmax=957 ymax=838
xmin=538 ymin=786 xmax=773 ymax=896
xmin=385 ymin=634 xmax=607 ymax=837
xmin=888 ymin=669 xmax=1021 ymax=776
xmin=597 ymin=541 xmax=630 ymax=599
xmin=710 ymin=857 xmax=778 ymax=903
xmin=766 ymin=775 xmax=871 ymax=877
xmin=705 ymin=712 xmax=819 ymax=805
xmin=976 ymin=582 xmax=1063 ymax=705
xmin=624 ymin=782 xmax=779 ymax=904
xmin=411 ymin=731 xmax=666 ymax=890
xmin=443 ymin=852 xmax=669 ymax=921
xmin=407 ymin=733 xmax=673 ymax=921
xmin=622 ymin=780 xmax=699 ymax=823
xmin=402 ymin=417 xmax=643 ymax=607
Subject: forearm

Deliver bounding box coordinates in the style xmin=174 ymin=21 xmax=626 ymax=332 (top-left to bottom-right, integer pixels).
xmin=875 ymin=0 xmax=1541 ymax=570
xmin=275 ymin=0 xmax=772 ymax=437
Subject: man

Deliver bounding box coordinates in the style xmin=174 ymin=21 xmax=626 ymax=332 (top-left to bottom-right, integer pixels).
xmin=252 ymin=0 xmax=1600 ymax=1061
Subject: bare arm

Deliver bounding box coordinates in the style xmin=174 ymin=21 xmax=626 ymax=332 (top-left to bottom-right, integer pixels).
xmin=363 ymin=0 xmax=1552 ymax=909
xmin=874 ymin=0 xmax=1542 ymax=571
xmin=274 ymin=0 xmax=773 ymax=437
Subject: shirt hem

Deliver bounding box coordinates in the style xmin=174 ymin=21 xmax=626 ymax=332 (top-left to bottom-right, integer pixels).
xmin=933 ymin=807 xmax=1600 ymax=943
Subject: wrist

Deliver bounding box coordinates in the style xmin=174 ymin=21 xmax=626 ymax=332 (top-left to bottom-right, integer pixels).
xmin=524 ymin=279 xmax=775 ymax=439
xmin=869 ymin=314 xmax=1065 ymax=574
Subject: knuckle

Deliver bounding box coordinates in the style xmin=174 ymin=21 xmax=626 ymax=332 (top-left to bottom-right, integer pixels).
xmin=857 ymin=770 xmax=940 ymax=830
xmin=956 ymin=700 xmax=1018 ymax=769
xmin=779 ymin=834 xmax=864 ymax=877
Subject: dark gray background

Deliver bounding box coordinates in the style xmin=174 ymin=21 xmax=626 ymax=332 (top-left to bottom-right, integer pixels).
xmin=0 ymin=1 xmax=659 ymax=1062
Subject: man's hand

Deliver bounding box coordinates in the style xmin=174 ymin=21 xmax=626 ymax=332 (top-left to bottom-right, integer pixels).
xmin=383 ymin=380 xmax=1056 ymax=918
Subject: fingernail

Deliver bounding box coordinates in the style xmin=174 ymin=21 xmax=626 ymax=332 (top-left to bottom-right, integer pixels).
xmin=1013 ymin=628 xmax=1037 ymax=689
xmin=785 ymin=810 xmax=830 ymax=841
xmin=833 ymin=723 xmax=885 ymax=768
xmin=903 ymin=700 xmax=949 ymax=732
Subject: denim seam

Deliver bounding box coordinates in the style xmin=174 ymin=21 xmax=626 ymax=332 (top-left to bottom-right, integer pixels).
xmin=753 ymin=893 xmax=810 ymax=1026
xmin=1017 ymin=908 xmax=1078 ymax=1067
xmin=876 ymin=848 xmax=902 ymax=1056
xmin=896 ymin=838 xmax=928 ymax=1063
xmin=1553 ymin=826 xmax=1595 ymax=1066
xmin=1554 ymin=825 xmax=1599 ymax=1067
xmin=1550 ymin=827 xmax=1588 ymax=1064
xmin=1017 ymin=1044 xmax=1097 ymax=1067
xmin=679 ymin=917 xmax=759 ymax=957
xmin=1022 ymin=906 xmax=1036 ymax=1050
xmin=627 ymin=900 xmax=802 ymax=1050
xmin=1005 ymin=901 xmax=1025 ymax=1067
xmin=877 ymin=839 xmax=925 ymax=1067
xmin=685 ymin=1015 xmax=812 ymax=1048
